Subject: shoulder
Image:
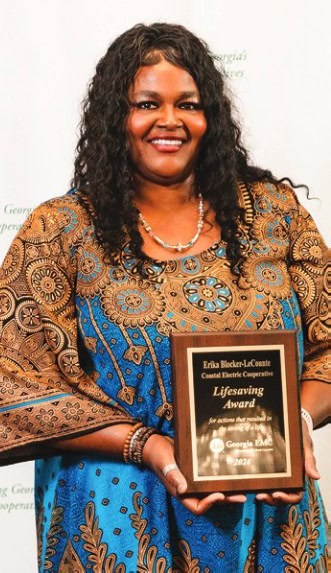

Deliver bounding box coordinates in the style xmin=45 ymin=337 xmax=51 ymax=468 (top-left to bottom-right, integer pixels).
xmin=247 ymin=180 xmax=301 ymax=214
xmin=237 ymin=180 xmax=302 ymax=236
xmin=19 ymin=190 xmax=93 ymax=246
xmin=240 ymin=180 xmax=327 ymax=257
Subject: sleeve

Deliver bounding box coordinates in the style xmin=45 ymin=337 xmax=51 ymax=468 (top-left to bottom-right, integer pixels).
xmin=0 ymin=198 xmax=133 ymax=465
xmin=287 ymin=191 xmax=330 ymax=384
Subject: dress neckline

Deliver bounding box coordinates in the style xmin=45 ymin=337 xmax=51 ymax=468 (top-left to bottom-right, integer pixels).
xmin=141 ymin=237 xmax=226 ymax=266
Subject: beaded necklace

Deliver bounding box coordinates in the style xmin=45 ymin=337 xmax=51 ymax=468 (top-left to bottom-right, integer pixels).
xmin=138 ymin=194 xmax=204 ymax=253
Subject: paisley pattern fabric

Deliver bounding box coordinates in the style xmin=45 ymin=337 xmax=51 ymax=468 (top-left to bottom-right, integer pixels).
xmin=0 ymin=182 xmax=329 ymax=571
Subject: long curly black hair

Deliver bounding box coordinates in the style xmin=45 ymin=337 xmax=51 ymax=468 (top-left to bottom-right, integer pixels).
xmin=72 ymin=22 xmax=282 ymax=269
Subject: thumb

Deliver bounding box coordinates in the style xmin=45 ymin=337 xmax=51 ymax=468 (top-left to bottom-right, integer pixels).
xmin=164 ymin=467 xmax=188 ymax=495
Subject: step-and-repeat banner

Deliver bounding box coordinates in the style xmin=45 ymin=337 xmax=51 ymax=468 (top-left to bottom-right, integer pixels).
xmin=1 ymin=1 xmax=330 ymax=570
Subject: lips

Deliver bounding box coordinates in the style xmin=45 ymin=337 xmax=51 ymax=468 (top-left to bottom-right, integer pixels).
xmin=148 ymin=137 xmax=185 ymax=152
xmin=150 ymin=138 xmax=184 ymax=145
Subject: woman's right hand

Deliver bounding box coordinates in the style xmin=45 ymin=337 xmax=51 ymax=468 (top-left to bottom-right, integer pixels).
xmin=142 ymin=433 xmax=246 ymax=515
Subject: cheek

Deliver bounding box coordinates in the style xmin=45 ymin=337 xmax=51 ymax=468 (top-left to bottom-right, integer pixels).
xmin=191 ymin=116 xmax=208 ymax=140
xmin=127 ymin=112 xmax=150 ymax=141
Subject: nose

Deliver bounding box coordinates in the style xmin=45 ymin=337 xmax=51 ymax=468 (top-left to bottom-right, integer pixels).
xmin=156 ymin=104 xmax=182 ymax=128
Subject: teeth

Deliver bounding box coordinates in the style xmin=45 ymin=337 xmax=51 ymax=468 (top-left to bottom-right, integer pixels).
xmin=151 ymin=139 xmax=183 ymax=146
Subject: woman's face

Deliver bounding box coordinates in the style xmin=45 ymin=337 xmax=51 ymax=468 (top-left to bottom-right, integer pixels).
xmin=127 ymin=58 xmax=207 ymax=186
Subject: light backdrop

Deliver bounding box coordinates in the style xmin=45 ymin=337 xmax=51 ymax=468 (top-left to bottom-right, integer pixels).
xmin=1 ymin=1 xmax=330 ymax=570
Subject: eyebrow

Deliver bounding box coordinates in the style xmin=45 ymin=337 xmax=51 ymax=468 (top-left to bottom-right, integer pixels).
xmin=132 ymin=90 xmax=200 ymax=99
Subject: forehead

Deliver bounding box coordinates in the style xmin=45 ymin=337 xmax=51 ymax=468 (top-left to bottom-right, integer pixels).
xmin=130 ymin=59 xmax=199 ymax=95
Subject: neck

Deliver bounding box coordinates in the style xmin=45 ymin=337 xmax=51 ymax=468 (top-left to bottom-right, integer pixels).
xmin=133 ymin=176 xmax=197 ymax=211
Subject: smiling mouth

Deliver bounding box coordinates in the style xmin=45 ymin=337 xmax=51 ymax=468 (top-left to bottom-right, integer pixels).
xmin=149 ymin=138 xmax=184 ymax=146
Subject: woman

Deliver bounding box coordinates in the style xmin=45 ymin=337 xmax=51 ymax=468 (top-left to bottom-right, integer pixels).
xmin=0 ymin=23 xmax=329 ymax=572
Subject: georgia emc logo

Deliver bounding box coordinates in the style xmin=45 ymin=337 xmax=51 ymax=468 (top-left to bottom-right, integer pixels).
xmin=209 ymin=438 xmax=225 ymax=453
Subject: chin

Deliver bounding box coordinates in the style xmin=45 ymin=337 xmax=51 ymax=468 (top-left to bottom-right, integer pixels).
xmin=141 ymin=164 xmax=196 ymax=185
xmin=148 ymin=172 xmax=193 ymax=186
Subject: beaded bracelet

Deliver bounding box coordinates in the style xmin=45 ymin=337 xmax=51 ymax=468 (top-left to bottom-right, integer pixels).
xmin=128 ymin=426 xmax=147 ymax=462
xmin=124 ymin=424 xmax=159 ymax=464
xmin=131 ymin=426 xmax=158 ymax=464
xmin=123 ymin=422 xmax=143 ymax=463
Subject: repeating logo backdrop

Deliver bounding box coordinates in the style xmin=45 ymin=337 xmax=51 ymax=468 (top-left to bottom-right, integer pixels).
xmin=1 ymin=1 xmax=330 ymax=570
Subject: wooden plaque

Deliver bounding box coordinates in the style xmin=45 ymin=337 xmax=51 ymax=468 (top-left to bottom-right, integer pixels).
xmin=171 ymin=330 xmax=304 ymax=493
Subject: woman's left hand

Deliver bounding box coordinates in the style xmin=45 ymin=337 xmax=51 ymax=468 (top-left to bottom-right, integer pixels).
xmin=255 ymin=418 xmax=320 ymax=506
xmin=301 ymin=416 xmax=320 ymax=480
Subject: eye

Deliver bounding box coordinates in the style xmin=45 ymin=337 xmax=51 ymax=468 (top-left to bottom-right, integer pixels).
xmin=178 ymin=102 xmax=202 ymax=111
xmin=133 ymin=101 xmax=158 ymax=110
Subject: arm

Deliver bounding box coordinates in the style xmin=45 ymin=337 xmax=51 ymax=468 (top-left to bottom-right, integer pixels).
xmin=301 ymin=381 xmax=331 ymax=429
xmin=301 ymin=380 xmax=331 ymax=481
xmin=288 ymin=203 xmax=330 ymax=433
xmin=0 ymin=196 xmax=133 ymax=464
xmin=51 ymin=424 xmax=246 ymax=514
xmin=257 ymin=190 xmax=330 ymax=505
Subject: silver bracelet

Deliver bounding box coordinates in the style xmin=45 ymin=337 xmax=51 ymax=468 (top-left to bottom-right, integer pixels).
xmin=301 ymin=408 xmax=313 ymax=436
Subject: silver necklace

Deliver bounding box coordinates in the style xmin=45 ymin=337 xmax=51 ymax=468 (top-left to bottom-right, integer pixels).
xmin=138 ymin=194 xmax=204 ymax=253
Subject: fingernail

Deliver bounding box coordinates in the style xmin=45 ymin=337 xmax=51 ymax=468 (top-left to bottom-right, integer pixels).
xmin=256 ymin=494 xmax=266 ymax=500
xmin=177 ymin=483 xmax=186 ymax=495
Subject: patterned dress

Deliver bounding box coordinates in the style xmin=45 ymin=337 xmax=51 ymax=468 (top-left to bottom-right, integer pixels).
xmin=0 ymin=182 xmax=329 ymax=572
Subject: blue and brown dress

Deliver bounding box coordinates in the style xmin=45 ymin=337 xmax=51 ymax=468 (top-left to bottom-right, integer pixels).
xmin=0 ymin=182 xmax=329 ymax=571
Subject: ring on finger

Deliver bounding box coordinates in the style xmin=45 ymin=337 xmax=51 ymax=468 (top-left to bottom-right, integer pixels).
xmin=162 ymin=463 xmax=179 ymax=477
